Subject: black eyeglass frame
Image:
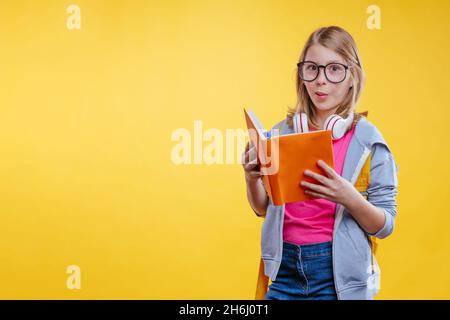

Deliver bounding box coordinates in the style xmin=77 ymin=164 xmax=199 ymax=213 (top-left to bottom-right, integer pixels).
xmin=296 ymin=61 xmax=353 ymax=84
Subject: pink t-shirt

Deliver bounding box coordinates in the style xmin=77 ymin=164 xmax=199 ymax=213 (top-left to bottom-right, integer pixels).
xmin=283 ymin=122 xmax=356 ymax=245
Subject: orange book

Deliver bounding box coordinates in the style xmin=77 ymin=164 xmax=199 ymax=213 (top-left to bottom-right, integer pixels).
xmin=244 ymin=108 xmax=335 ymax=206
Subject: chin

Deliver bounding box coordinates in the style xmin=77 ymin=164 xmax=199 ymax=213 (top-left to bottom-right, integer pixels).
xmin=313 ymin=101 xmax=333 ymax=110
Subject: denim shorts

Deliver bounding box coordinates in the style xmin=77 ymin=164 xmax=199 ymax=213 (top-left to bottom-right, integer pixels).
xmin=264 ymin=240 xmax=338 ymax=300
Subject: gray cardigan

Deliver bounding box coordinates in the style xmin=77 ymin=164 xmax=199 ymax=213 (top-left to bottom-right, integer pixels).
xmin=259 ymin=116 xmax=399 ymax=300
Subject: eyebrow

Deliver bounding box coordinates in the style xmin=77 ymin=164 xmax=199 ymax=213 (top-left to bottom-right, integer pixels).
xmin=304 ymin=59 xmax=344 ymax=64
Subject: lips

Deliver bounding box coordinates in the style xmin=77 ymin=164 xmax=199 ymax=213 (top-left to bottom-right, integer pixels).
xmin=316 ymin=91 xmax=328 ymax=96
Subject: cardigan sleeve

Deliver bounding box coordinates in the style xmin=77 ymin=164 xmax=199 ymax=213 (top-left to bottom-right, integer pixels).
xmin=366 ymin=142 xmax=399 ymax=239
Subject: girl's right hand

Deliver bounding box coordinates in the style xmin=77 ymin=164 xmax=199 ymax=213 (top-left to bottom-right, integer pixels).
xmin=241 ymin=141 xmax=262 ymax=182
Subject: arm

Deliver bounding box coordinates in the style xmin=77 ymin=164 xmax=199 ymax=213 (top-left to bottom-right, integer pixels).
xmin=242 ymin=141 xmax=269 ymax=217
xmin=243 ymin=119 xmax=285 ymax=217
xmin=345 ymin=193 xmax=387 ymax=235
xmin=346 ymin=143 xmax=399 ymax=238
xmin=245 ymin=176 xmax=269 ymax=217
xmin=300 ymin=143 xmax=399 ymax=238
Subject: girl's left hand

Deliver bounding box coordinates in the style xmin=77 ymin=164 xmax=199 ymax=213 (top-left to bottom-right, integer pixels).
xmin=300 ymin=159 xmax=360 ymax=207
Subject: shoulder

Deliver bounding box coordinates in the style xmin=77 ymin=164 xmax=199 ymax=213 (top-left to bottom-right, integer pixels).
xmin=270 ymin=117 xmax=287 ymax=130
xmin=270 ymin=116 xmax=291 ymax=135
xmin=354 ymin=117 xmax=392 ymax=153
xmin=355 ymin=117 xmax=399 ymax=174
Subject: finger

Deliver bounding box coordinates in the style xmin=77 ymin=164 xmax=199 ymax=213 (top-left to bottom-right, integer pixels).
xmin=241 ymin=142 xmax=251 ymax=164
xmin=300 ymin=180 xmax=332 ymax=196
xmin=247 ymin=170 xmax=263 ymax=179
xmin=317 ymin=160 xmax=338 ymax=178
xmin=304 ymin=170 xmax=331 ymax=186
xmin=242 ymin=146 xmax=253 ymax=165
xmin=241 ymin=147 xmax=250 ymax=165
xmin=244 ymin=162 xmax=259 ymax=172
xmin=247 ymin=146 xmax=258 ymax=165
xmin=247 ymin=140 xmax=257 ymax=152
xmin=304 ymin=189 xmax=330 ymax=201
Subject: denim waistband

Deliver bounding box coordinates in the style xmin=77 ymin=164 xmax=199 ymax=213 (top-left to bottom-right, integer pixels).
xmin=282 ymin=240 xmax=333 ymax=258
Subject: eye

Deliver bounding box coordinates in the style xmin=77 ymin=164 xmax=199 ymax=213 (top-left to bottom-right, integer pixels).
xmin=329 ymin=64 xmax=344 ymax=72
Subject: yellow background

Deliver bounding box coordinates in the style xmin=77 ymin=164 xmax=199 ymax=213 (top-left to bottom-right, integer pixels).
xmin=0 ymin=0 xmax=449 ymax=299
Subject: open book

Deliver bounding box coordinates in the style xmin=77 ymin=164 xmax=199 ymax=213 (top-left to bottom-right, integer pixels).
xmin=244 ymin=108 xmax=335 ymax=206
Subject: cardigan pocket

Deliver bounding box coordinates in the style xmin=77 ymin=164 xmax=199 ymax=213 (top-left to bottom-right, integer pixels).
xmin=342 ymin=213 xmax=371 ymax=260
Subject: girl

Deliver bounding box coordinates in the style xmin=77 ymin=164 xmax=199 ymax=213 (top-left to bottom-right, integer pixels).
xmin=242 ymin=26 xmax=399 ymax=300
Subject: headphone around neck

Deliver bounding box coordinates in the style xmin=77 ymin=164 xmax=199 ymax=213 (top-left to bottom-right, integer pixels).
xmin=293 ymin=111 xmax=355 ymax=140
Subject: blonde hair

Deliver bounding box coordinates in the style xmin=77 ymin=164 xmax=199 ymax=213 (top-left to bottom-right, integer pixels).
xmin=287 ymin=26 xmax=368 ymax=129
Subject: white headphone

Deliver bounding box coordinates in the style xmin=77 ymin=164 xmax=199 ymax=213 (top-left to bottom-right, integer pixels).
xmin=293 ymin=111 xmax=355 ymax=140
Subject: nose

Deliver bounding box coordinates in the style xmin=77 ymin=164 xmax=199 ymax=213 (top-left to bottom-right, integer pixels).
xmin=316 ymin=66 xmax=327 ymax=84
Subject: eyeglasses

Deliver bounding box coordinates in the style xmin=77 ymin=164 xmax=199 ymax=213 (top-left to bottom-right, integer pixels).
xmin=297 ymin=61 xmax=352 ymax=84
